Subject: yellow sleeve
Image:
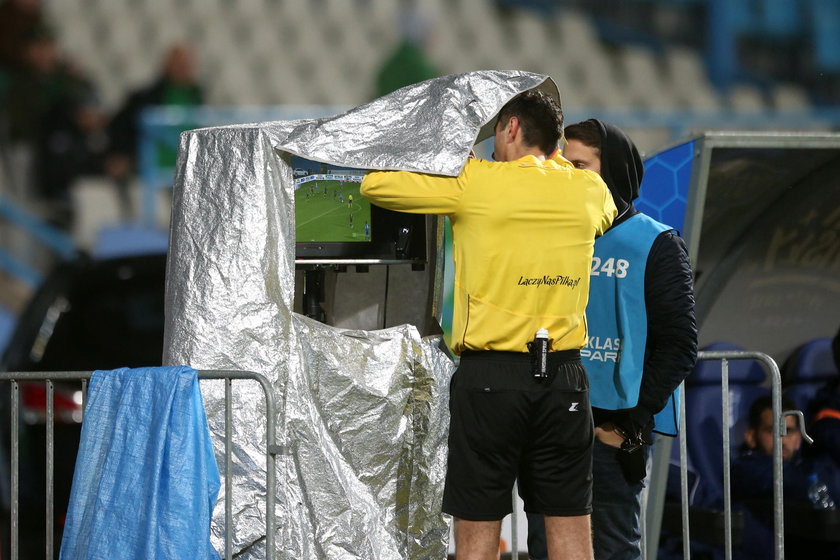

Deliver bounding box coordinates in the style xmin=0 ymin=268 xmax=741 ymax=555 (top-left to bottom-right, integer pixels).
xmin=360 ymin=165 xmax=470 ymax=215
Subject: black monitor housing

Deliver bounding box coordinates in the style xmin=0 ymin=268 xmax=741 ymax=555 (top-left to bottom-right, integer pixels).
xmin=290 ymin=156 xmax=426 ymax=265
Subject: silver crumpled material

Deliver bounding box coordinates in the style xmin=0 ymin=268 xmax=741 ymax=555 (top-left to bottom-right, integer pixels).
xmin=163 ymin=70 xmax=560 ymax=559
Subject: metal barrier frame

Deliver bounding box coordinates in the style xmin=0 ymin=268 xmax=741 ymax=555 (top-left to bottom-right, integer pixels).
xmin=679 ymin=350 xmax=786 ymax=560
xmin=0 ymin=369 xmax=279 ymax=560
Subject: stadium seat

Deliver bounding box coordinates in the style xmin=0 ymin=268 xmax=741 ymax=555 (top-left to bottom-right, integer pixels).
xmin=37 ymin=0 xmax=815 ymax=129
xmin=810 ymin=0 xmax=840 ymax=72
xmin=137 ymin=0 xmax=175 ymax=19
xmin=230 ymin=0 xmax=268 ymax=19
xmin=782 ymin=337 xmax=839 ymax=415
xmin=760 ymin=0 xmax=804 ymax=38
xmin=727 ymin=84 xmax=767 ymax=111
xmin=460 ymin=0 xmax=496 ymax=17
xmin=772 ymin=83 xmax=811 ymax=110
xmin=665 ymin=48 xmax=723 ymax=111
xmin=619 ymin=47 xmax=678 ymax=111
xmin=555 ymin=9 xmax=602 ymax=53
xmin=511 ymin=10 xmax=553 ymax=56
xmin=622 ymin=127 xmax=669 ymax=156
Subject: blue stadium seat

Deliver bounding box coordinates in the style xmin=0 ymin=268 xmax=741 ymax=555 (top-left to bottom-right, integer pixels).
xmin=729 ymin=1 xmax=761 ymax=35
xmin=783 ymin=337 xmax=839 ymax=416
xmin=759 ymin=0 xmax=803 ymax=38
xmin=811 ymin=0 xmax=840 ymax=72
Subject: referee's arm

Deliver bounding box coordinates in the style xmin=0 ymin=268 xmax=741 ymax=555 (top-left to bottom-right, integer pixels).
xmin=360 ymin=167 xmax=468 ymax=215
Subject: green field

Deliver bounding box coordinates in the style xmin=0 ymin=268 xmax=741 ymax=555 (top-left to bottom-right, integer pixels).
xmin=295 ymin=180 xmax=371 ymax=242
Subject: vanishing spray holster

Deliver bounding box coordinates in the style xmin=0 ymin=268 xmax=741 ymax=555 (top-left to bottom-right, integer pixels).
xmin=527 ymin=329 xmax=551 ymax=381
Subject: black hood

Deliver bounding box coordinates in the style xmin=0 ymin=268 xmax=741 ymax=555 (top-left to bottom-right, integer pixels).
xmin=587 ymin=119 xmax=643 ymax=226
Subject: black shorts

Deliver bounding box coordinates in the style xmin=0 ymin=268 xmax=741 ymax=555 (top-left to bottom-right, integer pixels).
xmin=442 ymin=350 xmax=593 ymax=521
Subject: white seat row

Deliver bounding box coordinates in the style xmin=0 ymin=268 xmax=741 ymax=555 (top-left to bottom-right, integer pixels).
xmin=42 ymin=0 xmax=808 ymax=112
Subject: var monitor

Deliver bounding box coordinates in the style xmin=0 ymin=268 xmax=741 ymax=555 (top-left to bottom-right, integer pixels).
xmin=292 ymin=156 xmax=426 ymax=263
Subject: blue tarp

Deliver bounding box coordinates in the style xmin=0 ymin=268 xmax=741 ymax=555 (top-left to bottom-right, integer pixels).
xmin=60 ymin=366 xmax=220 ymax=560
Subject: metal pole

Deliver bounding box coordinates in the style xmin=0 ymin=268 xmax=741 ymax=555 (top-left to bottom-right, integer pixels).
xmin=644 ymin=434 xmax=672 ymax=560
xmin=81 ymin=379 xmax=87 ymax=421
xmin=720 ymin=360 xmax=732 ymax=560
xmin=765 ymin=356 xmax=785 ymax=560
xmin=509 ymin=488 xmax=517 ymax=558
xmin=679 ymin=383 xmax=690 ymax=560
xmin=11 ymin=380 xmax=19 ymax=560
xmin=46 ymin=380 xmax=54 ymax=559
xmin=225 ymin=378 xmax=233 ymax=560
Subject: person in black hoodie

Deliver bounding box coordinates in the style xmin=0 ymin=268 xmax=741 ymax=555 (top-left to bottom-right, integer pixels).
xmin=526 ymin=120 xmax=698 ymax=560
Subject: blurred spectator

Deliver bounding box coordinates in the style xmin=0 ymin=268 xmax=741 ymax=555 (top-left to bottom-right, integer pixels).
xmin=106 ymin=43 xmax=203 ymax=217
xmin=732 ymin=395 xmax=840 ymax=560
xmin=374 ymin=6 xmax=439 ymax=97
xmin=1 ymin=23 xmax=99 ymax=217
xmin=108 ymin=43 xmax=202 ymax=171
xmin=0 ymin=0 xmax=44 ymax=71
xmin=4 ymin=25 xmax=92 ymax=148
xmin=34 ymin=87 xmax=110 ymax=228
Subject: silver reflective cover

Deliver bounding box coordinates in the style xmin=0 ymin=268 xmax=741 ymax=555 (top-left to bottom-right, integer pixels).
xmin=164 ymin=70 xmax=558 ymax=559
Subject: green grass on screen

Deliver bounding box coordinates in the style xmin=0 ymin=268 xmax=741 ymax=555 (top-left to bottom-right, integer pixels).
xmin=295 ymin=180 xmax=371 ymax=242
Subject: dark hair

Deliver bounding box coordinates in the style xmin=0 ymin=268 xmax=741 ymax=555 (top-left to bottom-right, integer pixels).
xmin=563 ymin=120 xmax=602 ymax=152
xmin=748 ymin=395 xmax=797 ymax=430
xmin=496 ymin=90 xmax=563 ymax=156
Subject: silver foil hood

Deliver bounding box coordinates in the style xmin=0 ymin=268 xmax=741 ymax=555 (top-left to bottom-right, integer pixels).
xmin=163 ymin=70 xmax=559 ymax=559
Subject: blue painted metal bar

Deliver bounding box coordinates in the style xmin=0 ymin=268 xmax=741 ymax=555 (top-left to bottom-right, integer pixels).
xmin=0 ymin=248 xmax=41 ymax=287
xmin=0 ymin=196 xmax=75 ymax=258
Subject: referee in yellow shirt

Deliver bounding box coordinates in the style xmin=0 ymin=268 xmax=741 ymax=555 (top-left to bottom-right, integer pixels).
xmin=362 ymin=90 xmax=616 ymax=560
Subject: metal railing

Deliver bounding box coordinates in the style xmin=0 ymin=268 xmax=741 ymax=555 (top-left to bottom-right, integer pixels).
xmin=677 ymin=350 xmax=813 ymax=560
xmin=0 ymin=369 xmax=279 ymax=560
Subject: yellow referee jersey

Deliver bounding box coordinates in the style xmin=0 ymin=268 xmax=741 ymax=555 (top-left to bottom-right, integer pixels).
xmin=361 ymin=155 xmax=616 ymax=354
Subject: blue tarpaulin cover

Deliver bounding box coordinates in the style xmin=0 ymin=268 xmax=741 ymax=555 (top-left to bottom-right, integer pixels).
xmin=59 ymin=366 xmax=220 ymax=560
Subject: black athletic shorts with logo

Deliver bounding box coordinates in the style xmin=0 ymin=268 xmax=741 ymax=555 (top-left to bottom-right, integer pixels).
xmin=442 ymin=350 xmax=593 ymax=521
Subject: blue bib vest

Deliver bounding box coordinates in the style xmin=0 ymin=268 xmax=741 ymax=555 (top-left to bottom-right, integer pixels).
xmin=583 ymin=213 xmax=681 ymax=435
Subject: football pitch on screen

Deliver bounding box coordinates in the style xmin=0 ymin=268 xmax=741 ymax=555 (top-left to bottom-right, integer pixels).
xmin=295 ymin=179 xmax=372 ymax=242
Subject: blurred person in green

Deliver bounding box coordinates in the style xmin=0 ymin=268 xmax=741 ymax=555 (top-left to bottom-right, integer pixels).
xmin=4 ymin=25 xmax=92 ymax=149
xmin=2 ymin=23 xmax=98 ymax=217
xmin=375 ymin=6 xmax=439 ymax=97
xmin=106 ymin=43 xmax=203 ymax=218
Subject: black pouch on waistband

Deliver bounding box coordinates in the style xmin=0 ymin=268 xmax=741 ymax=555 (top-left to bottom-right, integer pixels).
xmin=617 ymin=437 xmax=647 ymax=484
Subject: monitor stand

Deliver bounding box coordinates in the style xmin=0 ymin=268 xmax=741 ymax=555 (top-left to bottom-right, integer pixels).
xmin=303 ymin=267 xmax=326 ymax=323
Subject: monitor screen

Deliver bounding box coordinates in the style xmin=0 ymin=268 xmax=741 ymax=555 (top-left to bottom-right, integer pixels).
xmin=292 ymin=157 xmax=371 ymax=243
xmin=291 ymin=156 xmax=426 ymax=263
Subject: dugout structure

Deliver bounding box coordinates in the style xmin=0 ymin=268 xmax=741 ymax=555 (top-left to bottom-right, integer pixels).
xmin=637 ymin=131 xmax=840 ymax=363
xmin=640 ymin=131 xmax=840 ymax=557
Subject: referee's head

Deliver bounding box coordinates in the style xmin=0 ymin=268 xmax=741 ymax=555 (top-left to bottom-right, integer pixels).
xmin=494 ymin=90 xmax=563 ymax=158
